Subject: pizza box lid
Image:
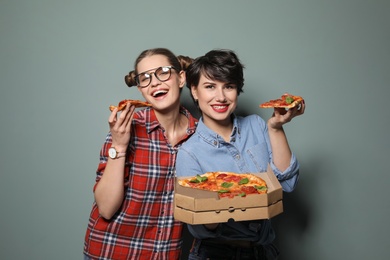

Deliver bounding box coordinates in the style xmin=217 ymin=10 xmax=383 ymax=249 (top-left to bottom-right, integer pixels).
xmin=174 ymin=166 xmax=283 ymax=212
xmin=174 ymin=200 xmax=283 ymax=224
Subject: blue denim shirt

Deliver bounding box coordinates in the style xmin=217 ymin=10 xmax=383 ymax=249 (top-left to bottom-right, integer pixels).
xmin=175 ymin=114 xmax=299 ymax=244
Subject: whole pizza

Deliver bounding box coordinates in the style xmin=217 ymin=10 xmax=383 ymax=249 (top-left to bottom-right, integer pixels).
xmin=178 ymin=172 xmax=268 ymax=199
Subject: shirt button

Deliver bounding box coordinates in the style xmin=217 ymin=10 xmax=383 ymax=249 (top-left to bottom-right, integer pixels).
xmin=213 ymin=141 xmax=217 ymax=146
xmin=236 ymin=155 xmax=240 ymax=159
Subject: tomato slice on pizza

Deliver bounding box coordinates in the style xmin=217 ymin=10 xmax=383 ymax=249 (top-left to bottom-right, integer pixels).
xmin=260 ymin=93 xmax=303 ymax=109
xmin=109 ymin=99 xmax=152 ymax=112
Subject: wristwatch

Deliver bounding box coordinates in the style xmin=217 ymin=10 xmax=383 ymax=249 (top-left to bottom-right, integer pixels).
xmin=108 ymin=147 xmax=126 ymax=159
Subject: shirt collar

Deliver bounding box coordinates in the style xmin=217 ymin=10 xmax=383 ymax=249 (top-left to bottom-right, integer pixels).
xmin=143 ymin=107 xmax=198 ymax=134
xmin=197 ymin=114 xmax=241 ymax=147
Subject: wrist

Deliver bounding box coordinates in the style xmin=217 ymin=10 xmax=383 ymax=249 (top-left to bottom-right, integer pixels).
xmin=108 ymin=146 xmax=127 ymax=159
xmin=267 ymin=123 xmax=284 ymax=132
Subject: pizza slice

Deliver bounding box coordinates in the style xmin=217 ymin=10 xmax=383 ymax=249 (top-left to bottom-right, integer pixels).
xmin=109 ymin=99 xmax=152 ymax=112
xmin=260 ymin=93 xmax=303 ymax=109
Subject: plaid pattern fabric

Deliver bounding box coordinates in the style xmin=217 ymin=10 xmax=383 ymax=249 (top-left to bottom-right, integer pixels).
xmin=84 ymin=107 xmax=197 ymax=260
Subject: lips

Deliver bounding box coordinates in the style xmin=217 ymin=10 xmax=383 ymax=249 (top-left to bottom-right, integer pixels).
xmin=211 ymin=104 xmax=229 ymax=113
xmin=151 ymin=89 xmax=168 ymax=98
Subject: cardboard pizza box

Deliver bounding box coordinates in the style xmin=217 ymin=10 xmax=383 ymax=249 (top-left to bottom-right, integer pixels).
xmin=174 ymin=167 xmax=283 ymax=224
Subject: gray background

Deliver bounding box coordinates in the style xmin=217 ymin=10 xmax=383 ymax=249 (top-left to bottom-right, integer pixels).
xmin=1 ymin=0 xmax=389 ymax=259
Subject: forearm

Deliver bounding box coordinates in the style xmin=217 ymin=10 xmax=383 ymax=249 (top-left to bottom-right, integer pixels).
xmin=267 ymin=125 xmax=292 ymax=172
xmin=94 ymin=157 xmax=126 ymax=219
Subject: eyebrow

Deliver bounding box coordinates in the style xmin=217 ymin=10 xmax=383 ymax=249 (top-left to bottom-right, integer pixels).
xmin=201 ymin=80 xmax=236 ymax=87
xmin=201 ymin=80 xmax=216 ymax=85
xmin=138 ymin=66 xmax=170 ymax=75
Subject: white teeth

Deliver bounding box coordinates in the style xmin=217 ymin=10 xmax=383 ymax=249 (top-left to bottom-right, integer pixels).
xmin=153 ymin=90 xmax=168 ymax=97
xmin=213 ymin=106 xmax=226 ymax=109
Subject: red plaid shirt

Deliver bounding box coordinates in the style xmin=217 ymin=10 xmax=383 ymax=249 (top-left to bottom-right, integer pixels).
xmin=84 ymin=107 xmax=197 ymax=260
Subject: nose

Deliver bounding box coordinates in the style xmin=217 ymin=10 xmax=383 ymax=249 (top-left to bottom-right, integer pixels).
xmin=215 ymin=89 xmax=227 ymax=102
xmin=149 ymin=73 xmax=161 ymax=87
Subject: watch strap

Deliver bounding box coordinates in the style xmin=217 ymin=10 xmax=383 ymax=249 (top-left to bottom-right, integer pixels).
xmin=116 ymin=152 xmax=126 ymax=158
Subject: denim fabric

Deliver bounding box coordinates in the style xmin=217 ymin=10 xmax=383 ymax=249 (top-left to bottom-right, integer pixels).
xmin=83 ymin=254 xmax=92 ymax=260
xmin=176 ymin=114 xmax=299 ymax=192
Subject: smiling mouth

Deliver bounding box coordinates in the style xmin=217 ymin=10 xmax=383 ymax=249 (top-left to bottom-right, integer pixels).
xmin=213 ymin=105 xmax=226 ymax=109
xmin=152 ymin=89 xmax=168 ymax=98
xmin=212 ymin=104 xmax=229 ymax=112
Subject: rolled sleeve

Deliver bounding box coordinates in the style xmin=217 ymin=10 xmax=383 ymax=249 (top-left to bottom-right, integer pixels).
xmin=270 ymin=153 xmax=300 ymax=192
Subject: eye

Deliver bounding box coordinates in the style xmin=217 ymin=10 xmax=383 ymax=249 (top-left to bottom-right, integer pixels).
xmin=157 ymin=67 xmax=170 ymax=76
xmin=140 ymin=73 xmax=151 ymax=82
xmin=205 ymin=84 xmax=215 ymax=89
xmin=225 ymin=84 xmax=237 ymax=90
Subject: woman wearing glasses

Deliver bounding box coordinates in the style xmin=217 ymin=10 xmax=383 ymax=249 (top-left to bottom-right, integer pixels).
xmin=176 ymin=49 xmax=305 ymax=260
xmin=84 ymin=48 xmax=197 ymax=260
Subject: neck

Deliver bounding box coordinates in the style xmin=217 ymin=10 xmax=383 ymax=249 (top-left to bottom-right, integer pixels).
xmin=154 ymin=104 xmax=188 ymax=146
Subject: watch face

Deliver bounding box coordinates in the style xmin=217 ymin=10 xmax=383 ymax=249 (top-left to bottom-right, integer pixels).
xmin=108 ymin=147 xmax=117 ymax=158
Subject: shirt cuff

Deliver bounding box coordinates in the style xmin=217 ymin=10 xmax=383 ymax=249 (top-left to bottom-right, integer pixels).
xmin=270 ymin=154 xmax=299 ymax=192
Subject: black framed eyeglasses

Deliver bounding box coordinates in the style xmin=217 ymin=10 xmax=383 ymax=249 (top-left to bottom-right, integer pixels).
xmin=135 ymin=66 xmax=178 ymax=88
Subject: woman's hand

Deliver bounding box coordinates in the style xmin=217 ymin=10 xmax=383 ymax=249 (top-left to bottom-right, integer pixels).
xmin=267 ymin=100 xmax=305 ymax=130
xmin=108 ymin=103 xmax=136 ymax=151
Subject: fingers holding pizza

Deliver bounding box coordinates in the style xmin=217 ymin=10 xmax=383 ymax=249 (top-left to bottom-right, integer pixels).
xmin=108 ymin=100 xmax=147 ymax=151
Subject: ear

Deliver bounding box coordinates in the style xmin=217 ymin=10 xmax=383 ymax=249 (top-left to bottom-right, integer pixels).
xmin=178 ymin=70 xmax=186 ymax=89
xmin=191 ymin=86 xmax=198 ymax=100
